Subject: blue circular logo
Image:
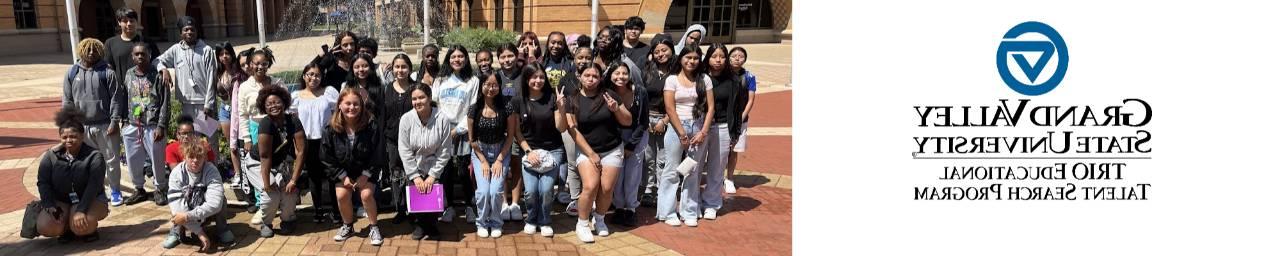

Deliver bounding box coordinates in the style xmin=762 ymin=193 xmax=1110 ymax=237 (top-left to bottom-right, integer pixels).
xmin=997 ymin=21 xmax=1068 ymax=96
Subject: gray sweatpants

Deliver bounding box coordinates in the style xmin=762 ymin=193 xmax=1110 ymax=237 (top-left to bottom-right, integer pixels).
xmin=84 ymin=123 xmax=124 ymax=193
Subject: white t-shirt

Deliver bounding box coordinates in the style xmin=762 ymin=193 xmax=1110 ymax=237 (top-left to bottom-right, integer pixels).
xmin=290 ymin=87 xmax=340 ymax=140
xmin=663 ymin=74 xmax=713 ymax=120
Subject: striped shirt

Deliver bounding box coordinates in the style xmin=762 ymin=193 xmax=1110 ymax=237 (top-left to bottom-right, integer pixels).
xmin=398 ymin=109 xmax=454 ymax=180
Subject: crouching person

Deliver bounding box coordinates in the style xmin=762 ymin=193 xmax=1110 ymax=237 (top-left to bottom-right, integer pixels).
xmin=36 ymin=106 xmax=111 ymax=243
xmin=164 ymin=115 xmax=235 ymax=246
xmin=162 ymin=141 xmax=225 ymax=252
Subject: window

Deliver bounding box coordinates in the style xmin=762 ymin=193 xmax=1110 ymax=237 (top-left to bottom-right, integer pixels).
xmin=493 ymin=0 xmax=503 ymax=30
xmin=664 ymin=0 xmax=688 ymax=30
xmin=13 ymin=0 xmax=38 ymax=29
xmin=735 ymin=0 xmax=774 ymax=29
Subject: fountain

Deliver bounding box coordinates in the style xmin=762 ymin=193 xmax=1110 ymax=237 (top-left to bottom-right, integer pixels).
xmin=262 ymin=0 xmax=452 ymax=85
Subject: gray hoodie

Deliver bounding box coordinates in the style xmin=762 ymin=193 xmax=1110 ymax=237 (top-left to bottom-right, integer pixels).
xmin=167 ymin=162 xmax=224 ymax=221
xmin=156 ymin=39 xmax=217 ymax=109
xmin=62 ymin=60 xmax=124 ymax=125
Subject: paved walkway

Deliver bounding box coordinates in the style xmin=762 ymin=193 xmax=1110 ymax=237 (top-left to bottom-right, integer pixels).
xmin=0 ymin=36 xmax=792 ymax=255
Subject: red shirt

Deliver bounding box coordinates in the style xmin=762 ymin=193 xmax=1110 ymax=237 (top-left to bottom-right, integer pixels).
xmin=166 ymin=140 xmax=216 ymax=167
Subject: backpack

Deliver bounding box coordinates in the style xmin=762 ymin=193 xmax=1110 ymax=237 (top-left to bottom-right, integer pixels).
xmin=19 ymin=200 xmax=41 ymax=239
xmin=65 ymin=64 xmax=108 ymax=85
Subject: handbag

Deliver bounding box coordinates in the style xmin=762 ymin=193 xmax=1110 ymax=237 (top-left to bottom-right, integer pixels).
xmin=20 ymin=200 xmax=42 ymax=238
xmin=676 ymin=145 xmax=700 ymax=177
xmin=522 ymin=149 xmax=558 ymax=173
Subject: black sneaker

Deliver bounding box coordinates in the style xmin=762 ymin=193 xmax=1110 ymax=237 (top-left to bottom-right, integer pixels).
xmin=81 ymin=232 xmax=99 ymax=242
xmin=424 ymin=226 xmax=442 ymax=240
xmin=608 ymin=210 xmax=625 ymax=224
xmin=247 ymin=205 xmax=259 ymax=214
xmin=313 ymin=212 xmax=327 ymax=223
xmin=622 ymin=209 xmax=639 ymax=227
xmin=152 ymin=190 xmax=169 ymax=206
xmin=392 ymin=212 xmax=406 ymax=224
xmin=640 ymin=194 xmax=658 ymax=208
xmin=279 ymin=220 xmax=296 ymax=235
xmin=123 ymin=188 xmax=151 ymax=205
xmin=411 ymin=225 xmax=426 ymax=240
xmin=56 ymin=234 xmax=77 ymax=243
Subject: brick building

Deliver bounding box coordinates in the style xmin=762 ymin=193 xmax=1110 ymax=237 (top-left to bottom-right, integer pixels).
xmin=0 ymin=0 xmax=291 ymax=56
xmin=373 ymin=0 xmax=792 ymax=44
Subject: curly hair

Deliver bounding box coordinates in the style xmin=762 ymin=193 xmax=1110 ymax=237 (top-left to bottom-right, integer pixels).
xmin=255 ymin=85 xmax=292 ymax=114
xmin=76 ymin=38 xmax=105 ymax=61
xmin=55 ymin=106 xmax=87 ymax=134
xmin=180 ymin=139 xmax=207 ymax=159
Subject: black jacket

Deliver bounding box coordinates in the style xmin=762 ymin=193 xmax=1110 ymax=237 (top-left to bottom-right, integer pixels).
xmin=36 ymin=145 xmax=106 ymax=213
xmin=715 ymin=71 xmax=749 ymax=140
xmin=620 ymin=84 xmax=650 ymax=151
xmin=320 ymin=122 xmax=380 ymax=181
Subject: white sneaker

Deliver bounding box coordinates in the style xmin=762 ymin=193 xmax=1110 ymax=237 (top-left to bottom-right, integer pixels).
xmin=476 ymin=226 xmax=490 ymax=238
xmin=508 ymin=204 xmax=523 ymax=220
xmin=465 ymin=207 xmax=477 ymax=223
xmin=251 ymin=211 xmax=265 ymax=225
xmin=367 ymin=225 xmax=383 ymax=246
xmin=523 ymin=223 xmax=537 ymax=234
xmin=490 ymin=227 xmax=503 ymax=238
xmin=540 ymin=225 xmax=554 ymax=237
xmin=440 ymin=207 xmax=456 ymax=223
xmin=703 ymin=208 xmax=718 ymax=220
xmin=725 ymin=179 xmax=737 ymax=194
xmin=664 ymin=218 xmax=682 ymax=226
xmin=592 ymin=213 xmax=609 ymax=237
xmin=566 ymin=201 xmax=579 ymax=217
xmin=575 ymin=220 xmax=594 ymax=243
xmin=683 ymin=219 xmax=699 ymax=227
xmin=499 ymin=204 xmax=512 ymax=221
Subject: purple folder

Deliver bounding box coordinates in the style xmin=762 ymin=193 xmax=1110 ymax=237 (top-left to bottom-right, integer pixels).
xmin=405 ymin=184 xmax=446 ymax=213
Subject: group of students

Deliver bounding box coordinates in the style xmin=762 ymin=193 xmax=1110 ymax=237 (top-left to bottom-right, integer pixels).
xmin=30 ymin=7 xmax=758 ymax=253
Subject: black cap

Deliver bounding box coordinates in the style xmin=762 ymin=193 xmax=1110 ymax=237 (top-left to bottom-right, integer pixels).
xmin=177 ymin=16 xmax=198 ymax=29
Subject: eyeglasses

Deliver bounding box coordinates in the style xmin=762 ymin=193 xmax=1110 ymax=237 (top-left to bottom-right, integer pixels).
xmin=304 ymin=73 xmax=322 ymax=78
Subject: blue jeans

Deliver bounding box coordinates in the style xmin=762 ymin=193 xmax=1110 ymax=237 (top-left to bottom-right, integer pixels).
xmin=522 ymin=148 xmax=564 ymax=226
xmin=658 ymin=119 xmax=706 ymax=221
xmin=702 ymin=123 xmax=730 ymax=210
xmin=471 ymin=142 xmax=509 ymax=228
xmin=613 ymin=132 xmax=647 ymax=210
xmin=644 ymin=113 xmax=667 ymax=194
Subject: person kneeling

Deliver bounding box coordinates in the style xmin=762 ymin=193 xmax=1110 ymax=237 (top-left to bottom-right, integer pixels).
xmin=35 ymin=106 xmax=111 ymax=243
xmin=161 ymin=141 xmax=225 ymax=252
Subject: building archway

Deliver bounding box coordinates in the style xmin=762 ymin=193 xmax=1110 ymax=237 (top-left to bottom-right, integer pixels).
xmin=185 ymin=0 xmax=208 ymax=39
xmin=78 ymin=0 xmax=116 ymax=41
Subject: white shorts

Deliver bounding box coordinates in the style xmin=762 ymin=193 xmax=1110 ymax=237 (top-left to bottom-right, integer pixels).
xmin=733 ymin=122 xmax=749 ymax=152
xmin=576 ymin=144 xmax=625 ymax=168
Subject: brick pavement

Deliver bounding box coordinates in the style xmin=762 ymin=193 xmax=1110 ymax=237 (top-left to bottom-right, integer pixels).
xmin=0 ymin=169 xmax=34 ymax=214
xmin=0 ymin=36 xmax=792 ymax=255
xmin=628 ymin=186 xmax=793 ymax=256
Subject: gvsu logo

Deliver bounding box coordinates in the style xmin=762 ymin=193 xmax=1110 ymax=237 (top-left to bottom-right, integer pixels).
xmin=997 ymin=21 xmax=1068 ymax=96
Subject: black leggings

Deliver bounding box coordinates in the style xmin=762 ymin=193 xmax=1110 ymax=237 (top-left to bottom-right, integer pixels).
xmin=442 ymin=135 xmax=475 ymax=208
xmin=304 ymin=139 xmax=338 ymax=217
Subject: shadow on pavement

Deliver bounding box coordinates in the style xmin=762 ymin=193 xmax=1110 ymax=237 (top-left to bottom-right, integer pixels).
xmin=732 ymin=174 xmax=774 ymax=189
xmin=717 ymin=196 xmax=763 ymax=217
xmin=0 ymin=136 xmax=56 ymax=149
xmin=0 ymin=219 xmax=166 ymax=255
